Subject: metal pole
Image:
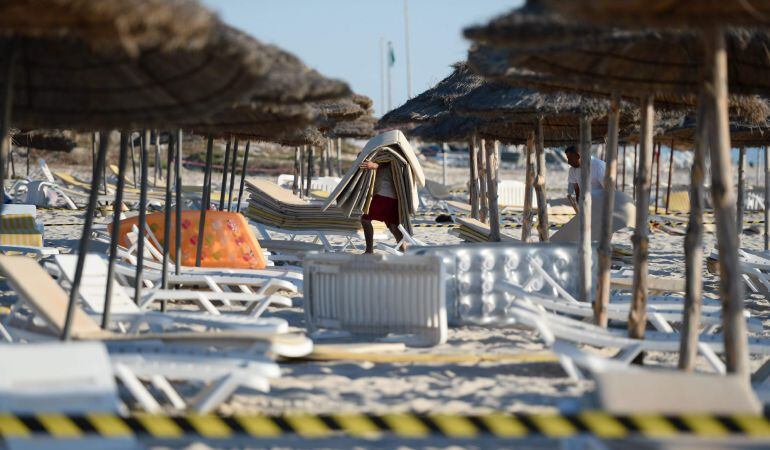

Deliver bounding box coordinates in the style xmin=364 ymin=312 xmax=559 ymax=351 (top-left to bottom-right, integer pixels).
xmin=665 ymin=140 xmax=676 ymax=213
xmin=337 ymin=138 xmax=342 ymax=176
xmin=0 ymin=41 xmax=14 ymax=210
xmin=196 ymin=136 xmax=214 ymax=267
xmin=62 ymin=132 xmax=108 ymax=340
xmin=299 ymin=145 xmax=306 ymax=199
xmin=132 ymin=131 xmax=150 ymax=306
xmin=236 ymin=141 xmax=251 ymax=213
xmin=228 ymin=139 xmax=239 ymax=211
xmin=102 ymin=131 xmax=129 ymax=329
xmin=175 ymin=130 xmax=182 ymax=276
xmin=765 ymin=145 xmax=769 ymax=251
xmin=577 ymin=116 xmax=593 ymax=304
xmin=129 ymin=132 xmax=138 ymax=187
xmin=219 ymin=137 xmax=231 ymax=211
xmin=161 ymin=133 xmax=175 ymax=300
xmin=442 ymin=143 xmax=448 ymax=186
xmin=737 ymin=145 xmax=746 ymax=242
xmin=380 ymin=37 xmax=386 ymax=116
xmin=403 ymin=0 xmax=413 ymax=98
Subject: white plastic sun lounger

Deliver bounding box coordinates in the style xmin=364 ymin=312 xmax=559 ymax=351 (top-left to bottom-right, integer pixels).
xmin=304 ymin=253 xmax=447 ymax=347
xmin=52 ymin=254 xmax=289 ymax=333
xmin=376 ymin=224 xmax=427 ymax=255
xmin=506 ymin=301 xmax=770 ymax=380
xmin=0 ymin=255 xmax=313 ymax=359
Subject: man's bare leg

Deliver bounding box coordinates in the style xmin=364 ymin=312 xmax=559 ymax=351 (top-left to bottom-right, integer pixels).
xmin=362 ymin=219 xmax=375 ymax=253
xmin=387 ymin=222 xmax=406 ymax=252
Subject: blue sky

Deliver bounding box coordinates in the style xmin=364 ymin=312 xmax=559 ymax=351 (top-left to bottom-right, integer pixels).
xmin=201 ymin=0 xmax=521 ymax=117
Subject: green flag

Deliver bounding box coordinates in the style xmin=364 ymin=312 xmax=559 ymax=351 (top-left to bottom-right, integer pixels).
xmin=388 ymin=41 xmax=395 ymax=67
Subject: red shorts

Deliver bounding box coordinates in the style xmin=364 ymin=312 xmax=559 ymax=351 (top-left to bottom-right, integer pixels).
xmin=362 ymin=194 xmax=399 ymax=225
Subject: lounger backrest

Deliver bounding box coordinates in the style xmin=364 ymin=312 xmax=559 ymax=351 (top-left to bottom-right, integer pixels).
xmin=0 ymin=256 xmax=102 ymax=336
xmin=55 ymin=254 xmax=139 ymax=315
xmin=247 ymin=179 xmax=309 ymax=206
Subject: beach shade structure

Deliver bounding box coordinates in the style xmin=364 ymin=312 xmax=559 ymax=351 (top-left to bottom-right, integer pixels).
xmin=327 ymin=115 xmax=377 ymax=140
xmin=0 ymin=0 xmax=277 ymax=341
xmin=472 ymin=1 xmax=770 ymax=375
xmin=322 ymin=130 xmax=425 ymax=235
xmin=11 ymin=129 xmax=76 ymax=153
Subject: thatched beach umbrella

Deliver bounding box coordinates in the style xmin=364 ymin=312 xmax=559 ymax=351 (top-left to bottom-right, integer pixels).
xmin=0 ymin=0 xmax=274 ymax=340
xmin=491 ymin=0 xmax=770 ymax=375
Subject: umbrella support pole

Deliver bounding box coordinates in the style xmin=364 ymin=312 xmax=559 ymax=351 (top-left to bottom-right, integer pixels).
xmin=293 ymin=146 xmax=300 ymax=195
xmin=485 ymin=140 xmax=500 ymax=242
xmin=160 ymin=133 xmax=175 ymax=311
xmin=622 ymin=144 xmax=627 ymax=193
xmin=679 ymin=95 xmax=708 ymax=371
xmin=442 ymin=143 xmax=448 ymax=186
xmin=737 ymin=146 xmax=745 ymax=243
xmin=63 ymin=133 xmax=108 ymax=340
xmin=765 ymin=145 xmax=770 ymax=250
xmin=175 ymin=130 xmax=182 ymax=276
xmin=577 ymin=116 xmax=593 ymax=304
xmin=228 ymin=139 xmax=239 ymax=211
xmin=0 ymin=42 xmax=15 ymax=209
xmin=196 ymin=136 xmax=214 ymax=267
xmin=629 ymin=96 xmax=654 ymax=340
xmin=665 ymin=139 xmax=675 ymax=213
xmin=103 ymin=132 xmax=129 ymax=329
xmin=478 ymin=137 xmax=488 ymax=223
xmin=219 ymin=137 xmax=231 ymax=211
xmin=337 ymin=138 xmax=343 ymax=176
xmin=595 ymin=94 xmax=620 ymax=327
xmin=522 ymin=131 xmax=536 ymax=242
xmin=633 ymin=143 xmax=638 ymax=199
xmin=130 ymin=133 xmax=138 ymax=187
xmin=704 ymin=26 xmax=749 ymax=376
xmin=654 ymin=143 xmax=661 ymax=214
xmin=468 ymin=138 xmax=479 ymax=219
xmin=236 ymin=141 xmax=251 ymax=213
xmin=306 ymin=146 xmax=314 ymax=196
xmin=133 ymin=131 xmax=150 ymax=305
xmin=534 ymin=117 xmax=549 ymax=242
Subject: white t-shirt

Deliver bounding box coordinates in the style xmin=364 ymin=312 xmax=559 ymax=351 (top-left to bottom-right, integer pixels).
xmin=374 ymin=163 xmax=397 ymax=199
xmin=568 ymin=156 xmax=606 ymax=194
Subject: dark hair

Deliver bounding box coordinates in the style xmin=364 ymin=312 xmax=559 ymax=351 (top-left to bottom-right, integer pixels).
xmin=564 ymin=145 xmax=577 ymax=154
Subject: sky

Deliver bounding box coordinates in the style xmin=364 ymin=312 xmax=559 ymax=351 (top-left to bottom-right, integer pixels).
xmin=201 ymin=0 xmax=521 ymax=117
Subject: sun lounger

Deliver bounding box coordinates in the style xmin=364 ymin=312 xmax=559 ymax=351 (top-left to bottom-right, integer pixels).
xmin=450 ymin=217 xmax=518 ymax=243
xmin=0 ymin=211 xmax=59 ymax=257
xmin=376 ymin=224 xmax=427 ymax=255
xmin=0 ymin=255 xmax=312 ymax=358
xmin=52 ymin=254 xmax=289 ymax=332
xmin=507 ymin=300 xmax=770 ymax=380
xmin=550 ymin=190 xmax=635 ymax=243
xmin=304 ymin=253 xmax=447 ymax=346
xmin=245 ymin=179 xmax=379 ymax=251
xmin=498 ymin=179 xmax=537 ymax=210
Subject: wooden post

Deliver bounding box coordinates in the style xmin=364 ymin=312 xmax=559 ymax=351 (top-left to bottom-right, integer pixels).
xmin=486 ymin=140 xmax=501 ymax=242
xmin=737 ymin=145 xmax=746 ymax=242
xmin=578 ymin=116 xmax=593 ymax=304
xmin=319 ymin=142 xmax=327 ymax=177
xmin=102 ymin=131 xmax=129 ymax=329
xmin=679 ymin=94 xmax=709 ymax=371
xmin=227 ymin=139 xmax=239 ymax=211
xmin=633 ymin=143 xmax=638 ymax=199
xmin=218 ymin=137 xmax=231 ymax=211
xmin=704 ymin=26 xmax=749 ymax=376
xmin=442 ymin=143 xmax=449 ymax=186
xmin=129 ymin=133 xmax=138 ymax=187
xmin=595 ymin=93 xmax=620 ymax=327
xmin=306 ymin=146 xmax=314 ymax=196
xmin=161 ymin=133 xmax=175 ymax=311
xmin=0 ymin=42 xmax=16 ymax=210
xmin=133 ymin=131 xmax=150 ymax=304
xmin=469 ymin=138 xmax=479 ymax=219
xmin=293 ymin=147 xmax=300 ymax=195
xmin=327 ymin=140 xmax=334 ymax=176
xmin=534 ymin=117 xmax=549 ymax=241
xmin=195 ymin=135 xmax=214 ymax=267
xmin=522 ymin=131 xmax=536 ymax=242
xmin=665 ymin=140 xmax=676 ymax=213
xmin=654 ymin=142 xmax=662 ymax=214
xmin=236 ymin=141 xmax=251 ymax=213
xmin=628 ymin=96 xmax=655 ymax=340
xmin=765 ymin=146 xmax=769 ymax=251
xmin=337 ymin=138 xmax=343 ymax=176
xmin=622 ymin=144 xmax=627 ymax=193
xmin=478 ymin=137 xmax=489 ymax=223
xmin=299 ymin=145 xmax=306 ymax=198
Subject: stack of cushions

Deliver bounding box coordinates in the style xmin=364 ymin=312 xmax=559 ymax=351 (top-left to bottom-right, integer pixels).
xmin=323 ymin=130 xmax=425 ymax=234
xmin=450 ymin=217 xmax=517 ymax=243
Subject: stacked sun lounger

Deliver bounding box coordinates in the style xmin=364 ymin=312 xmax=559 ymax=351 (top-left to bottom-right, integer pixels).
xmin=450 ymin=217 xmax=517 ymax=243
xmin=323 ymin=130 xmax=425 ymax=234
xmin=245 ymin=179 xmax=362 ymax=232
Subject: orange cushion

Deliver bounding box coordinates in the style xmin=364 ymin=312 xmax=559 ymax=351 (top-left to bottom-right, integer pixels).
xmin=111 ymin=211 xmax=266 ymax=270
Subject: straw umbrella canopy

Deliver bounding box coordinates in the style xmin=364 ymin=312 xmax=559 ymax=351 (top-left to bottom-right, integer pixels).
xmin=328 ymin=115 xmax=377 ymax=140
xmin=542 ymin=0 xmax=770 ymax=28
xmin=11 ymin=129 xmax=76 ymax=152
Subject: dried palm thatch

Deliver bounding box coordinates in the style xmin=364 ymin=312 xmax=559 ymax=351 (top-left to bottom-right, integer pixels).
xmin=497 ymin=28 xmax=770 ymax=97
xmin=269 ymin=126 xmax=325 ymax=147
xmin=188 ymin=101 xmax=318 ymax=138
xmin=408 ymin=115 xmax=480 ymax=142
xmin=0 ymin=0 xmax=217 ymax=56
xmin=1 ymin=10 xmax=272 ymax=129
xmin=247 ymin=44 xmax=350 ymax=104
xmin=328 ymin=115 xmax=377 ymax=139
xmin=662 ymin=115 xmax=770 ymax=146
xmin=380 ymin=63 xmax=484 ymax=126
xmin=467 ymin=43 xmax=770 ymax=123
xmin=543 ymin=0 xmax=770 ymax=28
xmin=314 ymin=97 xmax=367 ymax=122
xmin=351 ymin=94 xmax=374 ymax=110
xmin=11 ymin=129 xmax=76 ymax=152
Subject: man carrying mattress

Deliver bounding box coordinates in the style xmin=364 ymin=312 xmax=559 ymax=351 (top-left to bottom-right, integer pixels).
xmin=565 ymin=145 xmax=606 ymax=213
xmin=360 ymin=153 xmax=404 ymax=253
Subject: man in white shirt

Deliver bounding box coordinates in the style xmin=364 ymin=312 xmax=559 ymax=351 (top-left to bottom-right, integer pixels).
xmin=565 ymin=145 xmax=606 ymax=212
